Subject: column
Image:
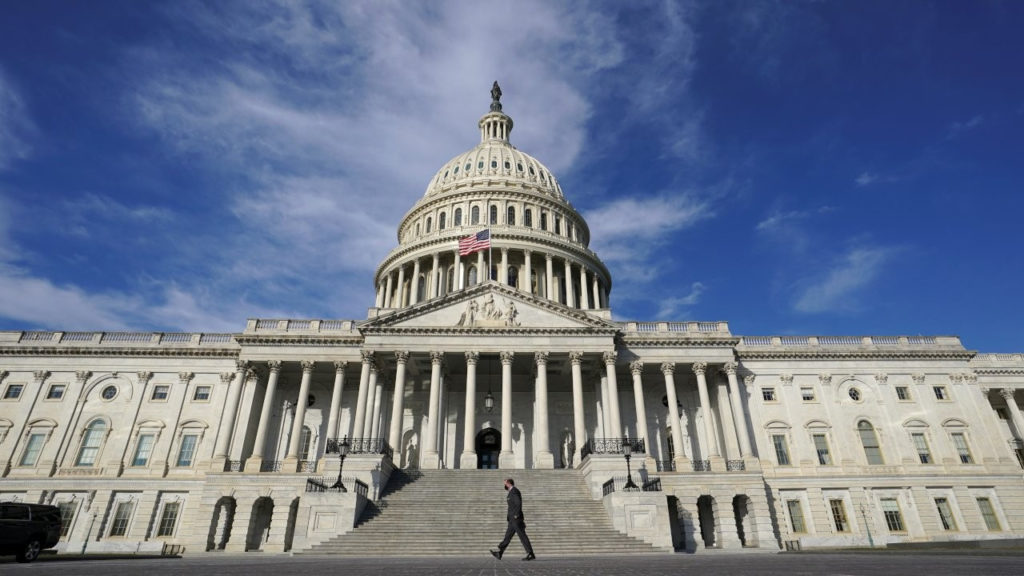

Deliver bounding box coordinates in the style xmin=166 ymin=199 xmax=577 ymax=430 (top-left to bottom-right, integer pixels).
xmin=724 ymin=362 xmax=753 ymax=458
xmin=362 ymin=364 xmax=380 ymax=438
xmin=285 ymin=360 xmax=315 ymax=468
xmin=662 ymin=363 xmax=688 ymax=470
xmin=384 ymin=273 xmax=394 ymax=308
xmin=534 ymin=352 xmax=553 ymax=468
xmin=1001 ymin=389 xmax=1024 ymax=441
xmin=716 ymin=374 xmax=740 ymax=460
xmin=454 ymin=249 xmax=463 ymax=290
xmin=600 ymin=285 xmax=608 ymax=308
xmin=460 ymin=352 xmax=480 ymax=469
xmin=693 ymin=362 xmax=720 ymax=463
xmin=369 ymin=371 xmax=385 ymax=440
xmin=603 ymin=351 xmax=622 ymax=437
xmin=592 ymin=276 xmax=600 ymax=309
xmin=523 ymin=250 xmax=532 ymax=294
xmin=599 ymin=374 xmax=611 ymax=438
xmin=422 ymin=351 xmax=444 ymax=469
xmin=500 ymin=248 xmax=509 ymax=284
xmin=388 ymin=351 xmax=409 ymax=453
xmin=569 ymin=352 xmax=587 ymax=467
xmin=477 ymin=250 xmax=485 ymax=283
xmin=579 ymin=266 xmax=590 ymax=309
xmin=629 ymin=360 xmax=650 ymax=455
xmin=326 ymin=362 xmax=347 ymax=441
xmin=395 ymin=265 xmax=406 ymax=307
xmin=499 ymin=351 xmax=515 ymax=468
xmin=545 ymin=254 xmax=554 ymax=301
xmin=430 ymin=254 xmax=440 ymax=299
xmin=351 ymin=351 xmax=374 ymax=442
xmin=563 ymin=259 xmax=575 ymax=308
xmin=410 ymin=258 xmax=421 ymax=305
xmin=375 ymin=284 xmax=385 ymax=307
xmin=245 ymin=360 xmax=281 ymax=472
xmin=213 ymin=361 xmax=247 ymax=466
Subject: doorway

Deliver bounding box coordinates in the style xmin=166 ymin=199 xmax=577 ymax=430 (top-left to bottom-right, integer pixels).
xmin=476 ymin=428 xmax=501 ymax=469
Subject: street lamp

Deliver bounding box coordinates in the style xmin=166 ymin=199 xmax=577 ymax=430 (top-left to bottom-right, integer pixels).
xmin=331 ymin=436 xmax=351 ymax=491
xmin=622 ymin=440 xmax=639 ymax=491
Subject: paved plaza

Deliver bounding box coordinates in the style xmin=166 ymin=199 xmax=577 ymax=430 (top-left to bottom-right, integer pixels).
xmin=3 ymin=552 xmax=1024 ymax=576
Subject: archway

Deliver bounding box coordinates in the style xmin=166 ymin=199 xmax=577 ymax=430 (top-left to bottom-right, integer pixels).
xmin=732 ymin=494 xmax=757 ymax=547
xmin=697 ymin=495 xmax=717 ymax=548
xmin=475 ymin=428 xmax=501 ymax=469
xmin=246 ymin=497 xmax=274 ymax=551
xmin=206 ymin=496 xmax=236 ymax=551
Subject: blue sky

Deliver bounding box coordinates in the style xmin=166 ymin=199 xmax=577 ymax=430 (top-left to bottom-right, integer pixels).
xmin=0 ymin=1 xmax=1022 ymax=351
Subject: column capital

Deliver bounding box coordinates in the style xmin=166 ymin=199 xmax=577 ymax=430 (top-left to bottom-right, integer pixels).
xmin=629 ymin=360 xmax=643 ymax=375
xmin=501 ymin=247 xmax=509 ymax=255
xmin=137 ymin=371 xmax=153 ymax=385
xmin=949 ymin=373 xmax=965 ymax=385
xmin=1000 ymin=388 xmax=1016 ymax=401
xmin=178 ymin=371 xmax=195 ymax=383
xmin=301 ymin=360 xmax=316 ymax=373
xmin=535 ymin=351 xmax=549 ymax=366
xmin=394 ymin=350 xmax=410 ymax=364
xmin=874 ymin=372 xmax=888 ymax=385
xmin=569 ymin=351 xmax=584 ymax=365
xmin=220 ymin=372 xmax=234 ymax=385
xmin=370 ymin=361 xmax=380 ymax=374
xmin=722 ymin=362 xmax=738 ymax=376
xmin=465 ymin=350 xmax=479 ymax=365
xmin=245 ymin=368 xmax=258 ymax=382
xmin=660 ymin=362 xmax=676 ymax=375
xmin=235 ymin=360 xmax=249 ymax=372
xmin=691 ymin=361 xmax=708 ymax=376
xmin=819 ymin=372 xmax=832 ymax=385
xmin=333 ymin=360 xmax=348 ymax=372
xmin=267 ymin=360 xmax=282 ymax=373
xmin=602 ymin=350 xmax=617 ymax=366
xmin=744 ymin=374 xmax=756 ymax=386
xmin=430 ymin=351 xmax=444 ymax=365
xmin=32 ymin=370 xmax=51 ymax=384
xmin=964 ymin=372 xmax=978 ymax=385
xmin=360 ymin=349 xmax=375 ymax=363
xmin=545 ymin=253 xmax=553 ymax=262
xmin=911 ymin=373 xmax=925 ymax=385
xmin=500 ymin=351 xmax=514 ymax=365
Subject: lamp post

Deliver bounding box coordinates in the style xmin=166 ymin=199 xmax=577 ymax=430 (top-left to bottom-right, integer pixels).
xmin=622 ymin=439 xmax=639 ymax=491
xmin=331 ymin=436 xmax=350 ymax=491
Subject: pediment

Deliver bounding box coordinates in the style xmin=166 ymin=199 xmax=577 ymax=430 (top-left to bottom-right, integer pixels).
xmin=360 ymin=282 xmax=617 ymax=334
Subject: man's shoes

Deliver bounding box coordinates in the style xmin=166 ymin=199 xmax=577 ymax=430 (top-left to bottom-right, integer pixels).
xmin=522 ymin=554 xmax=536 ymax=561
xmin=490 ymin=549 xmax=502 ymax=560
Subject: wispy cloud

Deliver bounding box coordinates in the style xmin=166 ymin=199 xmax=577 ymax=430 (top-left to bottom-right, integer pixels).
xmin=0 ymin=68 xmax=35 ymax=171
xmin=585 ymin=193 xmax=713 ymax=264
xmin=793 ymin=246 xmax=897 ymax=313
xmin=944 ymin=114 xmax=983 ymax=140
xmin=656 ymin=281 xmax=706 ymax=319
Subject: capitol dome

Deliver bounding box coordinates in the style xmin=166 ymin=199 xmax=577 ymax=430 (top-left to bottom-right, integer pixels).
xmin=371 ymin=82 xmax=612 ymax=317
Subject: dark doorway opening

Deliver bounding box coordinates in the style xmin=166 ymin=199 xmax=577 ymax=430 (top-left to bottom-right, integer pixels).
xmin=476 ymin=428 xmax=501 ymax=469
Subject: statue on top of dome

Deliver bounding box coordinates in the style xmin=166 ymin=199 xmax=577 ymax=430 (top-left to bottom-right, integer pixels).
xmin=490 ymin=81 xmax=503 ymax=112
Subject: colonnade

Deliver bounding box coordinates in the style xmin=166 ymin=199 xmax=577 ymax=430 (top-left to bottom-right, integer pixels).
xmin=374 ymin=247 xmax=609 ymax=311
xmin=229 ymin=355 xmax=757 ymax=473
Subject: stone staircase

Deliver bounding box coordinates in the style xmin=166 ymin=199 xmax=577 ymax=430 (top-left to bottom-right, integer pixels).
xmin=302 ymin=468 xmax=669 ymax=556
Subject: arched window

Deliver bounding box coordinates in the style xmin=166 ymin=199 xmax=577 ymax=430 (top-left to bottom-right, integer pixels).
xmin=468 ymin=266 xmax=478 ymax=286
xmin=417 ymin=274 xmax=426 ymax=302
xmin=446 ymin=266 xmax=455 ymax=293
xmin=554 ymin=215 xmax=562 ymax=235
xmin=300 ymin=426 xmax=313 ymax=460
xmin=454 ymin=208 xmax=463 ymax=227
xmin=471 ymin=206 xmax=480 ymax=225
xmin=540 ymin=212 xmax=548 ymax=231
xmin=524 ymin=209 xmax=532 ymax=228
xmin=425 ymin=217 xmax=432 ymax=233
xmin=76 ymin=420 xmax=107 ymax=466
xmin=415 ymin=223 xmax=420 ymax=236
xmin=490 ymin=265 xmax=498 ymax=281
xmin=489 ymin=205 xmax=498 ymax=225
xmin=439 ymin=212 xmax=447 ymax=230
xmin=508 ymin=266 xmax=518 ymax=288
xmin=858 ymin=421 xmax=884 ymax=465
xmin=507 ymin=206 xmax=515 ymax=226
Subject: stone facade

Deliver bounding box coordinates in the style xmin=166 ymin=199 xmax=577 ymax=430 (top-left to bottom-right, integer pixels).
xmin=1 ymin=87 xmax=1023 ymax=554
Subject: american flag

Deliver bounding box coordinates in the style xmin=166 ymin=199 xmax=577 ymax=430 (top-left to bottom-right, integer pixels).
xmin=458 ymin=229 xmax=491 ymax=256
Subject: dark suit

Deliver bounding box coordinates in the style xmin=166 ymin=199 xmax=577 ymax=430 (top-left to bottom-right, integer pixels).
xmin=498 ymin=486 xmax=535 ymax=555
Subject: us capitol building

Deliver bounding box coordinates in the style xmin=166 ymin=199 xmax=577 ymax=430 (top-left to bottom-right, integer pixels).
xmin=2 ymin=85 xmax=1023 ymax=556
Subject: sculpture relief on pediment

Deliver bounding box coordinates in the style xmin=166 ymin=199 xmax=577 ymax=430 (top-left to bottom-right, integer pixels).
xmin=455 ymin=293 xmax=521 ymax=327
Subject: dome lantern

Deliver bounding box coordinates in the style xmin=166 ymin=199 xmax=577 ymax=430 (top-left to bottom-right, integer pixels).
xmin=479 ymin=81 xmax=513 ymax=143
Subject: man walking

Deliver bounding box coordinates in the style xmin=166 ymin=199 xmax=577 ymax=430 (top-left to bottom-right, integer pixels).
xmin=490 ymin=478 xmax=536 ymax=561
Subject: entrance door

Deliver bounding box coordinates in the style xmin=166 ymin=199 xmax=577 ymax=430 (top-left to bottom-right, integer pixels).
xmin=476 ymin=428 xmax=501 ymax=469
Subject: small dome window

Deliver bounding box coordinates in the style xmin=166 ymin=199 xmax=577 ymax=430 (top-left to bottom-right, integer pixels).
xmin=540 ymin=172 xmax=547 ymax=181
xmin=444 ymin=170 xmax=449 ymax=178
xmin=529 ymin=166 xmax=535 ymax=176
xmin=491 ymin=160 xmax=497 ymax=168
xmin=478 ymin=161 xmax=483 ymax=169
xmin=453 ymin=165 xmax=459 ymax=174
xmin=504 ymin=161 xmax=510 ymax=169
xmin=464 ymin=163 xmax=471 ymax=172
xmin=517 ymin=163 xmax=523 ymax=172
xmin=849 ymin=388 xmax=861 ymax=401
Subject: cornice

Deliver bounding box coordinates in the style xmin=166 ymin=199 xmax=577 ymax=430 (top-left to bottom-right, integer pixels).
xmin=736 ymin=348 xmax=975 ymax=360
xmin=974 ymin=368 xmax=1024 ymax=376
xmin=0 ymin=346 xmax=239 ymax=359
xmin=360 ymin=326 xmax=618 ymax=337
xmin=233 ymin=336 xmax=364 ymax=347
xmin=620 ymin=337 xmax=741 ymax=348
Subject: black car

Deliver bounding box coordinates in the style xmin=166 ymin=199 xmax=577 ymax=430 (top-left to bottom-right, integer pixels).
xmin=0 ymin=502 xmax=62 ymax=562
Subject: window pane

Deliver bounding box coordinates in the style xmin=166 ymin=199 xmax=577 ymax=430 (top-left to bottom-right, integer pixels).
xmin=896 ymin=386 xmax=909 ymax=400
xmin=47 ymin=384 xmax=66 ymax=399
xmin=858 ymin=421 xmax=884 ymax=465
xmin=977 ymin=497 xmax=1001 ymax=531
xmin=156 ymin=502 xmax=180 ymax=537
xmin=952 ymin=433 xmax=973 ymax=464
xmin=57 ymin=501 xmax=77 ymax=537
xmin=912 ymin=433 xmax=931 ymax=464
xmin=762 ymin=388 xmax=776 ymax=402
xmin=880 ymin=498 xmax=904 ymax=531
xmin=76 ymin=422 xmax=106 ymax=466
xmin=772 ymin=434 xmax=790 ymax=466
xmin=801 ymin=387 xmax=815 ymax=401
xmin=786 ymin=500 xmax=806 ymax=533
xmin=193 ymin=386 xmax=211 ymax=401
xmin=934 ymin=498 xmax=957 ymax=531
xmin=110 ymin=501 xmax=134 ymax=536
xmin=813 ymin=434 xmax=832 ymax=465
xmin=4 ymin=384 xmax=23 ymax=399
xmin=829 ymin=499 xmax=848 ymax=532
xmin=133 ymin=434 xmax=155 ymax=467
xmin=20 ymin=433 xmax=46 ymax=466
xmin=152 ymin=385 xmax=169 ymax=400
xmin=176 ymin=434 xmax=198 ymax=467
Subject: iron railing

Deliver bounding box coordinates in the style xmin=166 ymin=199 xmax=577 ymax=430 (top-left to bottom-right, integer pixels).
xmin=726 ymin=459 xmax=746 ymax=471
xmin=653 ymin=459 xmax=676 ymax=472
xmin=325 ymin=437 xmax=394 ymax=460
xmin=581 ymin=438 xmax=646 ymax=460
xmin=306 ymin=476 xmax=369 ymax=498
xmin=260 ymin=460 xmax=282 ymax=472
xmin=602 ymin=478 xmax=615 ymax=497
xmin=642 ymin=477 xmax=663 ymax=492
xmin=299 ymin=459 xmax=318 ymax=473
xmin=224 ymin=460 xmax=242 ymax=472
xmin=692 ymin=459 xmax=711 ymax=472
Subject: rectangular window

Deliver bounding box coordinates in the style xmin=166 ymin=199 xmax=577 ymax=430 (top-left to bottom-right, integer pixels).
xmin=762 ymin=387 xmax=777 ymax=402
xmin=176 ymin=434 xmax=198 ymax=467
xmin=19 ymin=433 xmax=46 ymax=466
xmin=933 ymin=386 xmax=948 ymax=400
xmin=934 ymin=497 xmax=958 ymax=531
xmin=132 ymin=434 xmax=156 ymax=467
xmin=976 ymin=497 xmax=1001 ymax=531
xmin=57 ymin=501 xmax=77 ymax=538
xmin=192 ymin=386 xmax=212 ymax=401
xmin=951 ymin=433 xmax=973 ymax=464
xmin=3 ymin=384 xmax=23 ymax=399
xmin=912 ymin=433 xmax=932 ymax=464
xmin=47 ymin=384 xmax=66 ymax=399
xmin=109 ymin=501 xmax=134 ymax=536
xmin=786 ymin=500 xmax=806 ymax=533
xmin=880 ymin=498 xmax=905 ymax=532
xmin=801 ymin=387 xmax=816 ymax=402
xmin=151 ymin=385 xmax=169 ymax=401
xmin=829 ymin=499 xmax=849 ymax=532
xmin=896 ymin=386 xmax=910 ymax=400
xmin=156 ymin=502 xmax=180 ymax=537
xmin=813 ymin=434 xmax=832 ymax=465
xmin=772 ymin=434 xmax=791 ymax=466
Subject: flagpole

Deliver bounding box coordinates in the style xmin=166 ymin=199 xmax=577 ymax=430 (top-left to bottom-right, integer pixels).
xmin=487 ymin=226 xmax=493 ymax=282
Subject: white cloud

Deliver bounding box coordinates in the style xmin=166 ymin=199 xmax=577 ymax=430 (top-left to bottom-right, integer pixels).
xmin=585 ymin=193 xmax=713 ymax=264
xmin=945 ymin=114 xmax=983 ymax=140
xmin=855 ymin=172 xmax=878 ymax=187
xmin=656 ymin=281 xmax=706 ymax=318
xmin=0 ymin=68 xmax=34 ymax=171
xmin=793 ymin=246 xmax=895 ymax=313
